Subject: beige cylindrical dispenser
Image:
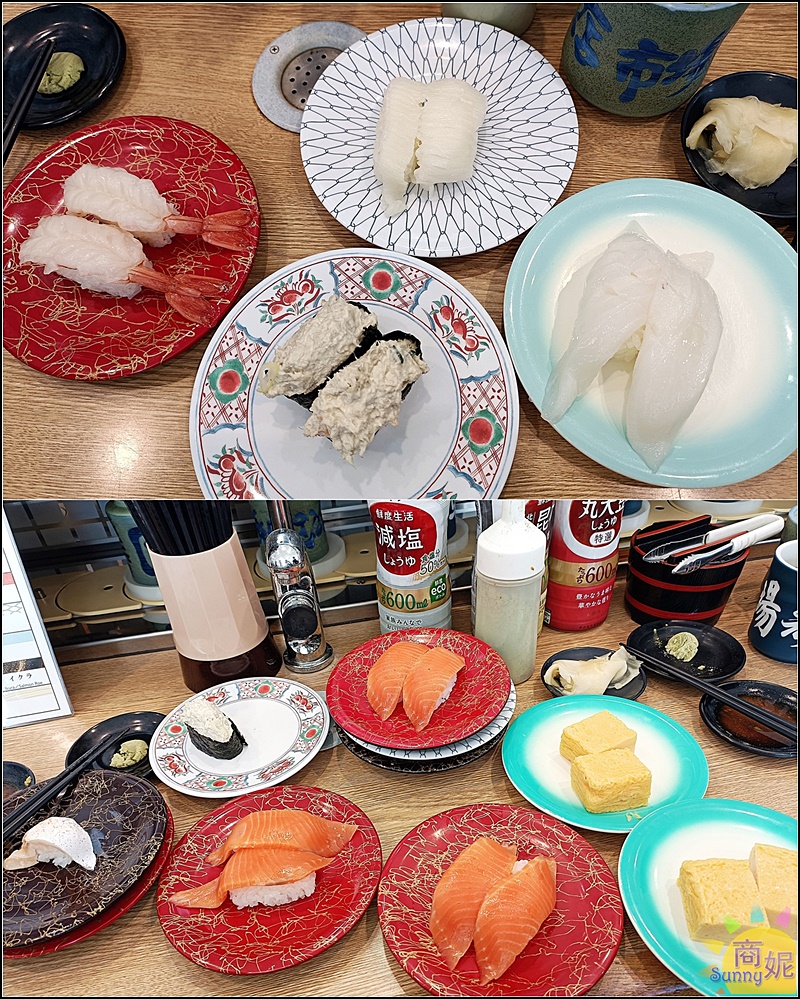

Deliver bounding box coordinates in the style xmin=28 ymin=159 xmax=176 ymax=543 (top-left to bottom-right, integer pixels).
xmin=149 ymin=532 xmax=281 ymax=692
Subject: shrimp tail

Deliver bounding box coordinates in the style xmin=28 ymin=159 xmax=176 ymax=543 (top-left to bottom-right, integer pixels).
xmin=166 ymin=209 xmax=255 ymax=251
xmin=129 ymin=264 xmax=223 ymax=323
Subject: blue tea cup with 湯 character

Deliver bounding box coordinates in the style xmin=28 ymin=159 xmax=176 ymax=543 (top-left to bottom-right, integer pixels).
xmin=561 ymin=2 xmax=749 ymax=117
xmin=748 ymin=540 xmax=798 ymax=665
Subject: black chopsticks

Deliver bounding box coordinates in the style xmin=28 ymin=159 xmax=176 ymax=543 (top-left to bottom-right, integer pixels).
xmin=127 ymin=501 xmax=233 ymax=556
xmin=3 ymin=37 xmax=56 ymax=163
xmin=620 ymin=643 xmax=797 ymax=743
xmin=3 ymin=730 xmax=120 ymax=840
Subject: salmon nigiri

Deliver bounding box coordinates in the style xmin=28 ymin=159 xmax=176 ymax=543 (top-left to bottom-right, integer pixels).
xmin=402 ymin=647 xmax=465 ymax=732
xmin=366 ymin=641 xmax=430 ymax=721
xmin=168 ymin=846 xmax=333 ymax=909
xmin=473 ymin=855 xmax=557 ymax=984
xmin=207 ymin=808 xmax=358 ymax=866
xmin=429 ymin=837 xmax=517 ymax=971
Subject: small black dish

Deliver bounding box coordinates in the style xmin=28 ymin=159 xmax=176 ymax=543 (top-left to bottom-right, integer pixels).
xmin=65 ymin=711 xmax=164 ymax=780
xmin=699 ymin=680 xmax=797 ymax=759
xmin=2 ymin=762 xmax=36 ymax=801
xmin=540 ymin=646 xmax=647 ymax=701
xmin=3 ymin=3 xmax=126 ymax=130
xmin=681 ymin=71 xmax=797 ymax=220
xmin=626 ymin=620 xmax=746 ymax=683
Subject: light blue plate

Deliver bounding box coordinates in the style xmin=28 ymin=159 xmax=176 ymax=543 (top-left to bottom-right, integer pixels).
xmin=501 ymin=694 xmax=709 ymax=833
xmin=618 ymin=798 xmax=798 ymax=997
xmin=504 ymin=178 xmax=798 ymax=488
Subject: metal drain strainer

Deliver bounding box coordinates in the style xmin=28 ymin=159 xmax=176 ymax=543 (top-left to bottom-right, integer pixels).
xmin=252 ymin=21 xmax=366 ymax=133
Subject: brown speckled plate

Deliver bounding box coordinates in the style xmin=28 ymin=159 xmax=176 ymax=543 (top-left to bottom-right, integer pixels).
xmin=2 ymin=769 xmax=168 ymax=948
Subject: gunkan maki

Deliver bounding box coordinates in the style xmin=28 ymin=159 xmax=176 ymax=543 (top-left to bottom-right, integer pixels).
xmin=257 ymin=295 xmax=381 ymax=409
xmin=181 ymin=697 xmax=247 ymax=760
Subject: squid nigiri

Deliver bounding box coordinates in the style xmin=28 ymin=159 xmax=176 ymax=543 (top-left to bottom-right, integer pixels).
xmin=63 ymin=164 xmax=253 ymax=250
xmin=19 ymin=214 xmax=225 ymax=323
xmin=625 ymin=249 xmax=723 ymax=471
xmin=540 ymin=222 xmax=724 ymax=472
xmin=541 ymin=223 xmax=666 ymax=425
xmin=373 ymin=76 xmax=486 ymax=216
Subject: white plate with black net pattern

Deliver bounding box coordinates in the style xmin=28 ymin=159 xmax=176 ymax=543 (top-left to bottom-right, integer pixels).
xmin=345 ymin=683 xmax=516 ymax=761
xmin=300 ymin=17 xmax=578 ymax=258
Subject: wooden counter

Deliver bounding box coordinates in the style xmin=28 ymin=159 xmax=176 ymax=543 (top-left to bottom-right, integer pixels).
xmin=3 ymin=556 xmax=797 ymax=996
xmin=2 ymin=2 xmax=797 ymax=501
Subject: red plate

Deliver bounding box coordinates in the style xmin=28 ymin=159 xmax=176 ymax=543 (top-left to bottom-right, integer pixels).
xmin=326 ymin=628 xmax=511 ymax=750
xmin=3 ymin=115 xmax=259 ymax=380
xmin=5 ymin=806 xmax=174 ymax=959
xmin=378 ymin=803 xmax=624 ymax=997
xmin=156 ymin=785 xmax=382 ymax=975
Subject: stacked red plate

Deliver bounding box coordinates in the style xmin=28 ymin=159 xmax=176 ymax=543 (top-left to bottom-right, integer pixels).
xmin=3 ymin=770 xmax=172 ymax=958
xmin=326 ymin=629 xmax=514 ymax=773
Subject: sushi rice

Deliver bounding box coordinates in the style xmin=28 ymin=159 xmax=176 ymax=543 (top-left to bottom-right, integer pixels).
xmin=229 ymin=872 xmax=317 ymax=908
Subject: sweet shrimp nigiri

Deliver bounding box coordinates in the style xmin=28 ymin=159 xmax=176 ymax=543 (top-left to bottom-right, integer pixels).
xmin=63 ymin=164 xmax=254 ymax=251
xmin=19 ymin=214 xmax=226 ymax=323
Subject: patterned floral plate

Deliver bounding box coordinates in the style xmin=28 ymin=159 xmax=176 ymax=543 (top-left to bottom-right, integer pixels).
xmin=300 ymin=18 xmax=578 ymax=258
xmin=325 ymin=628 xmax=512 ymax=750
xmin=502 ymin=695 xmax=709 ymax=834
xmin=346 ymin=684 xmax=516 ymax=761
xmin=377 ymin=803 xmax=624 ymax=996
xmin=3 ymin=115 xmax=259 ymax=380
xmin=336 ymin=726 xmax=504 ymax=774
xmin=189 ymin=248 xmax=518 ymax=499
xmin=5 ymin=807 xmax=173 ymax=959
xmin=2 ymin=769 xmax=168 ymax=949
xmin=157 ymin=785 xmax=382 ymax=975
xmin=148 ymin=677 xmax=329 ymax=799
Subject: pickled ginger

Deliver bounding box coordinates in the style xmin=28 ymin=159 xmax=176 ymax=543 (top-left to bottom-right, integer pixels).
xmin=686 ymin=95 xmax=798 ymax=190
xmin=373 ymin=77 xmax=486 ymax=216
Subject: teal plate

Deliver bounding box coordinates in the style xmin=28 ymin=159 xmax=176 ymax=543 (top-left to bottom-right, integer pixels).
xmin=618 ymin=798 xmax=798 ymax=997
xmin=504 ymin=179 xmax=797 ymax=487
xmin=501 ymin=694 xmax=709 ymax=834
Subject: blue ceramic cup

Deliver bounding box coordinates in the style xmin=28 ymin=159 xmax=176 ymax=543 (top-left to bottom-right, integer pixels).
xmin=748 ymin=540 xmax=798 ymax=664
xmin=105 ymin=500 xmax=158 ymax=587
xmin=561 ymin=2 xmax=749 ymax=117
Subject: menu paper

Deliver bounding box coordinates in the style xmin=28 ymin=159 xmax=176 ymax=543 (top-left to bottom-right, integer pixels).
xmin=2 ymin=511 xmax=73 ymax=728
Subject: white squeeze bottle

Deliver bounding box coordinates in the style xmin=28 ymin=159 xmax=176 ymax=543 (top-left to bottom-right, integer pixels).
xmin=472 ymin=500 xmax=546 ymax=684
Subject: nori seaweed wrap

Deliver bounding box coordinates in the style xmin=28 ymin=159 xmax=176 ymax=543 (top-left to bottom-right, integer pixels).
xmin=182 ymin=698 xmax=248 ymax=760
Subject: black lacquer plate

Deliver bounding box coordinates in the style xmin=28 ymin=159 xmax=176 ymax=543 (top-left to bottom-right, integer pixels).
xmin=3 ymin=3 xmax=126 ymax=129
